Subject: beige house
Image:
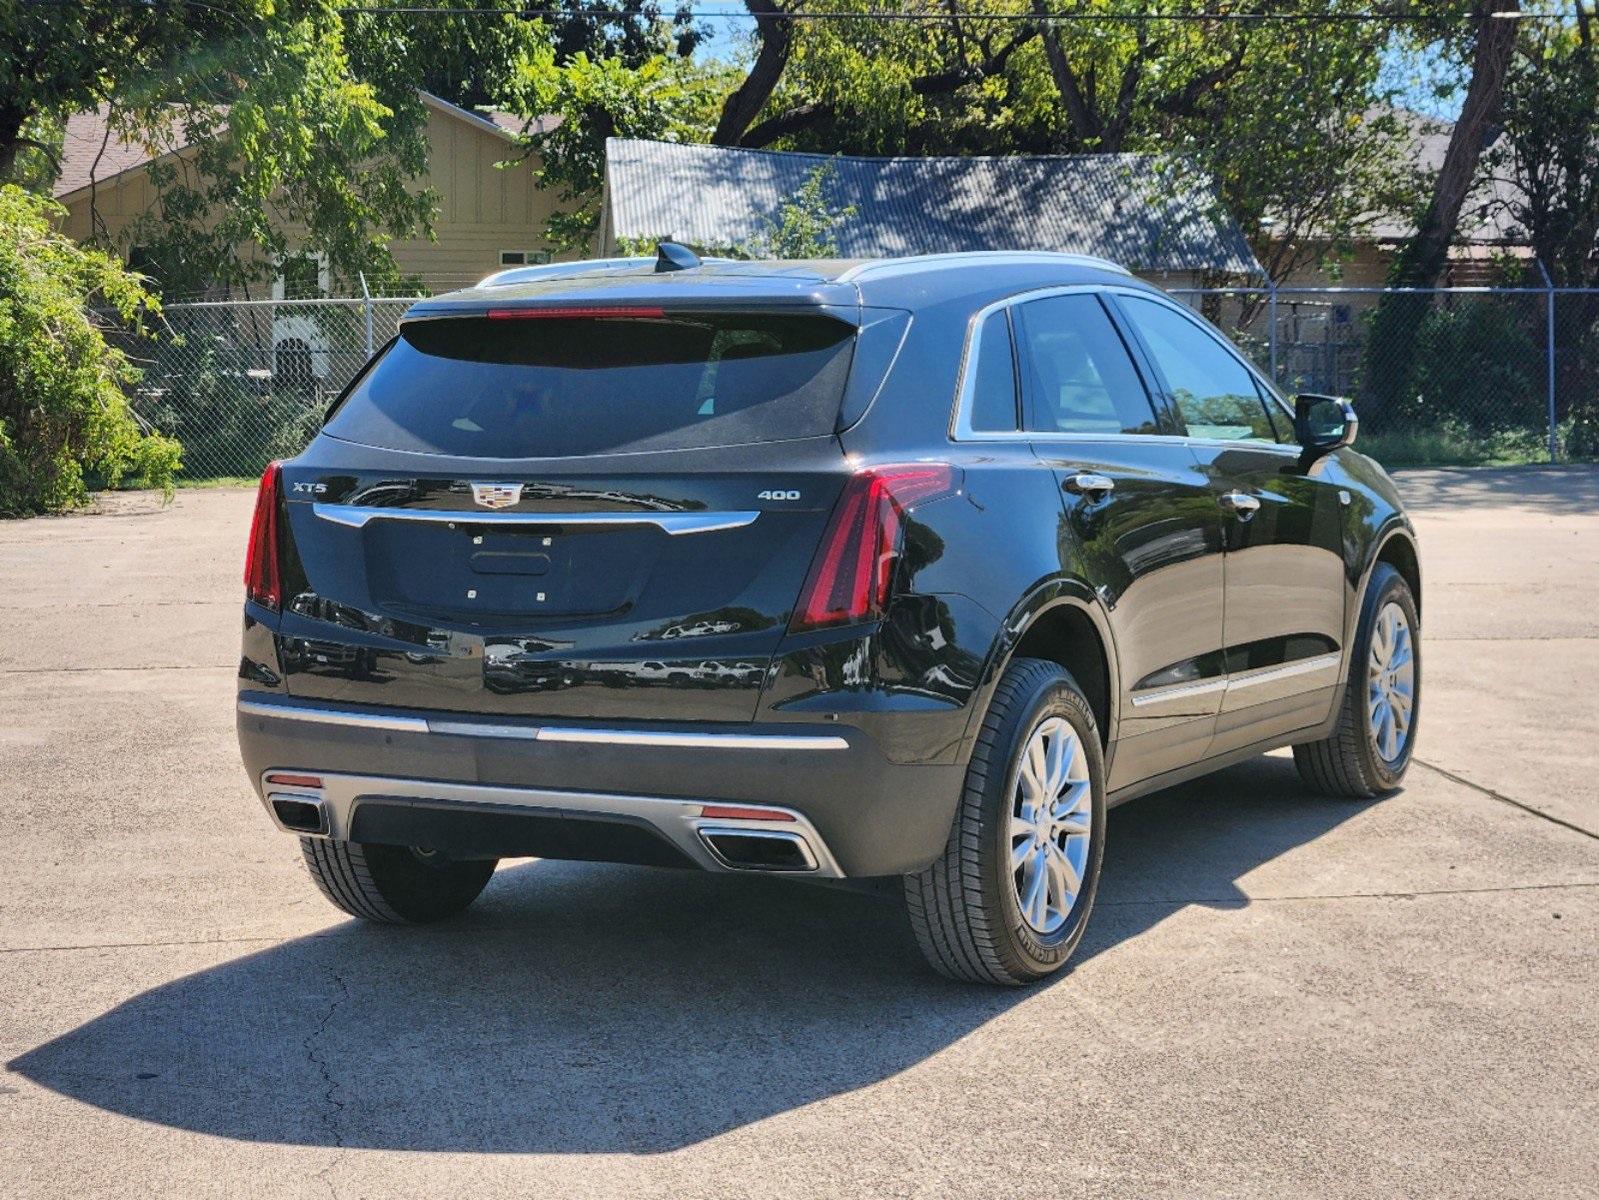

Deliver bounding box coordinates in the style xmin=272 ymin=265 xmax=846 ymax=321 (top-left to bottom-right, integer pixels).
xmin=53 ymin=91 xmax=568 ymax=298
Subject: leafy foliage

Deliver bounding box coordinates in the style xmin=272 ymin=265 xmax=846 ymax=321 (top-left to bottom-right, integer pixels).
xmin=753 ymin=160 xmax=857 ymax=258
xmin=0 ymin=185 xmax=180 ymax=515
xmin=505 ymin=46 xmax=732 ymax=250
xmin=0 ymin=1 xmax=555 ymax=296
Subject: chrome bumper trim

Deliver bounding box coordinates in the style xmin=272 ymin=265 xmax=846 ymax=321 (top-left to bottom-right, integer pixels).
xmin=310 ymin=504 xmax=760 ymax=535
xmin=256 ymin=771 xmax=844 ymax=877
xmin=238 ymin=699 xmax=429 ymax=733
xmin=239 ymin=696 xmax=849 ymax=751
xmin=536 ymin=727 xmax=849 ymax=751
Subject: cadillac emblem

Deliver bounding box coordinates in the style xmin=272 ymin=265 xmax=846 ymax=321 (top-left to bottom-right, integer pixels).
xmin=471 ymin=482 xmax=524 ymax=510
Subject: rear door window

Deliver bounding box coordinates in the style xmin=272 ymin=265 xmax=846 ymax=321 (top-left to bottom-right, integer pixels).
xmin=1014 ymin=294 xmax=1163 ymax=436
xmin=323 ymin=310 xmax=856 ymax=458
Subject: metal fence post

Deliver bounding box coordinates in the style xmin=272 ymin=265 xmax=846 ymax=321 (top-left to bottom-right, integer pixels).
xmin=359 ymin=271 xmax=374 ymax=359
xmin=1535 ymin=260 xmax=1557 ymax=463
xmin=1267 ymin=277 xmax=1279 ymax=385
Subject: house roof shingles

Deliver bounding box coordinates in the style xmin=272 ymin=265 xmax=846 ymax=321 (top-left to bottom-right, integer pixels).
xmin=604 ymin=137 xmax=1263 ymax=275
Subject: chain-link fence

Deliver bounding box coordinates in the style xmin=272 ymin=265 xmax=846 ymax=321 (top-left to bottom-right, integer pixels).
xmin=101 ymin=284 xmax=1599 ymax=479
xmin=104 ymin=297 xmax=416 ymax=479
xmin=1169 ymin=286 xmax=1599 ymax=465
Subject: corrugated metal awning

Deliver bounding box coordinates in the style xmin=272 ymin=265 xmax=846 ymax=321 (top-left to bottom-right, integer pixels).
xmin=604 ymin=138 xmax=1262 ymax=276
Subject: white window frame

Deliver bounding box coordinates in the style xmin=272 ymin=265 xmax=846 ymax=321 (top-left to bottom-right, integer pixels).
xmin=499 ymin=249 xmax=553 ymax=267
xmin=271 ymin=251 xmax=330 ymax=300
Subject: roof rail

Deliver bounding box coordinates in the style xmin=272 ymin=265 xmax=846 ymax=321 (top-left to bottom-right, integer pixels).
xmin=476 ymin=257 xmax=652 ymax=288
xmin=836 ymin=251 xmax=1133 ymax=283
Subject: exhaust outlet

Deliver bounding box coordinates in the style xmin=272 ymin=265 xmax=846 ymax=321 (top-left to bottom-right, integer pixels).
xmin=269 ymin=795 xmax=327 ymax=834
xmin=698 ymin=827 xmax=817 ymax=872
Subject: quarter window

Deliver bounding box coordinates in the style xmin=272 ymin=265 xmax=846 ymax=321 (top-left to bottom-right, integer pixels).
xmin=1120 ymin=296 xmax=1282 ymax=443
xmin=1016 ymin=294 xmax=1162 ymax=436
xmin=968 ymin=310 xmax=1019 ymax=433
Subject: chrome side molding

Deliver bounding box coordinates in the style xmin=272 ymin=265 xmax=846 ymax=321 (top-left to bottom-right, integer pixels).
xmin=310 ymin=505 xmax=760 ymax=535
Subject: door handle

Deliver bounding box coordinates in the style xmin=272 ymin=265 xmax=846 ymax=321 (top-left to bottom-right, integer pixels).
xmin=1062 ymin=472 xmax=1115 ymax=500
xmin=1218 ymin=491 xmax=1261 ymax=520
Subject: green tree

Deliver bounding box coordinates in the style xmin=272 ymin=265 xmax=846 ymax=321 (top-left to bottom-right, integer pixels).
xmin=1494 ymin=1 xmax=1599 ymax=454
xmin=1362 ymin=0 xmax=1521 ymax=425
xmin=0 ymin=1 xmax=545 ymax=295
xmin=504 ymin=46 xmax=732 ymax=250
xmin=754 ymin=159 xmax=857 ymax=257
xmin=0 ymin=185 xmax=180 ymax=515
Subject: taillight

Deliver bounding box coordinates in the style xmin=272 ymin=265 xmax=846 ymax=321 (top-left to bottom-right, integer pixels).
xmin=789 ymin=464 xmax=960 ymax=634
xmin=486 ymin=306 xmax=665 ymax=319
xmin=245 ymin=461 xmax=283 ymax=611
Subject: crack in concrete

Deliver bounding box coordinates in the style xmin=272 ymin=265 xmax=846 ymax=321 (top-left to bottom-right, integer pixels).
xmin=303 ymin=968 xmax=349 ymax=1200
xmin=1415 ymin=759 xmax=1599 ymax=842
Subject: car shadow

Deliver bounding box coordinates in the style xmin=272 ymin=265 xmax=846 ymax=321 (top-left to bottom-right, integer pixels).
xmin=9 ymin=754 xmax=1377 ymax=1154
xmin=1391 ymin=463 xmax=1599 ymax=516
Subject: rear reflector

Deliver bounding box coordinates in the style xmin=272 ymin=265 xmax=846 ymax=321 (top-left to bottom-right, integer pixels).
xmin=265 ymin=773 xmax=323 ymax=789
xmin=245 ymin=461 xmax=284 ymax=611
xmin=700 ymin=804 xmax=797 ymax=823
xmin=487 ymin=306 xmax=666 ymax=320
xmin=789 ymin=464 xmax=960 ymax=634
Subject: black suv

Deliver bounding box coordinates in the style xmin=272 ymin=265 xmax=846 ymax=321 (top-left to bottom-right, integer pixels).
xmin=237 ymin=248 xmax=1420 ymax=985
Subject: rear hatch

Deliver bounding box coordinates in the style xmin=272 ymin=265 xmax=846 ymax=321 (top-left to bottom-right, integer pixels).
xmin=273 ymin=302 xmax=862 ymax=723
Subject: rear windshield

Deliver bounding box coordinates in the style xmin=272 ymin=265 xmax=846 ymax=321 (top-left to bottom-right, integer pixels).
xmin=324 ymin=310 xmax=856 ymax=458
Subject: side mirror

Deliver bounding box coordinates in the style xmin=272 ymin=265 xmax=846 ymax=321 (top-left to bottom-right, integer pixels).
xmin=1295 ymin=394 xmax=1358 ymax=457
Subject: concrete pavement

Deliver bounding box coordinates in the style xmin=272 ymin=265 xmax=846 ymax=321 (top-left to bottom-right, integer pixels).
xmin=1 ymin=469 xmax=1595 ymax=1198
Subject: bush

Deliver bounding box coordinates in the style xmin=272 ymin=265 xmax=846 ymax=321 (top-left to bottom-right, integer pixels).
xmin=132 ymin=339 xmax=325 ymax=479
xmin=0 ymin=185 xmax=180 ymax=515
xmin=1396 ymin=302 xmax=1545 ymax=434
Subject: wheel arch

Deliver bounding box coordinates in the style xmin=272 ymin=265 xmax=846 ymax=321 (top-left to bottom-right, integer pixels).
xmin=1373 ymin=525 xmax=1422 ymax=618
xmin=965 ymin=582 xmax=1121 ymax=756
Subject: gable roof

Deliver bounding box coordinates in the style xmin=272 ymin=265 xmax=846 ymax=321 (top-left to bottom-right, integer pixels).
xmin=603 ymin=138 xmax=1262 ymax=275
xmin=1368 ymin=108 xmax=1525 ymax=245
xmin=52 ymin=93 xmax=552 ymax=201
xmin=54 ymin=106 xmax=182 ymax=199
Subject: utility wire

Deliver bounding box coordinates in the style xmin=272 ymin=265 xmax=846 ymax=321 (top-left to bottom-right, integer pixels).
xmin=12 ymin=0 xmax=1553 ymax=23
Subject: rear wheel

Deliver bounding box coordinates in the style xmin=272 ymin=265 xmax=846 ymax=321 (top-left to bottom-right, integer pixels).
xmin=300 ymin=838 xmax=497 ymax=923
xmin=1294 ymin=563 xmax=1420 ymax=798
xmin=906 ymin=658 xmax=1106 ymax=986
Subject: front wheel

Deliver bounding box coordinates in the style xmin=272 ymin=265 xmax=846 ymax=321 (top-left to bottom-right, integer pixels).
xmin=905 ymin=658 xmax=1107 ymax=986
xmin=300 ymin=838 xmax=497 ymax=923
xmin=1294 ymin=562 xmax=1420 ymax=798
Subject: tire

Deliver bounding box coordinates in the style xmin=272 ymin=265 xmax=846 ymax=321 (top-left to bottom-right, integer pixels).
xmin=299 ymin=838 xmax=497 ymax=924
xmin=905 ymin=658 xmax=1107 ymax=986
xmin=1294 ymin=562 xmax=1420 ymax=798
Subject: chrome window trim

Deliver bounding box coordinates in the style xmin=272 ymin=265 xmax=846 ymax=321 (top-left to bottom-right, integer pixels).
xmin=239 ymin=697 xmax=849 ymax=750
xmin=950 ymin=282 xmax=1189 ymax=443
xmin=311 ymin=505 xmax=760 ymax=535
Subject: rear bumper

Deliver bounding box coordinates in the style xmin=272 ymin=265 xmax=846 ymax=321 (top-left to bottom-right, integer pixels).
xmin=237 ymin=691 xmax=965 ymax=877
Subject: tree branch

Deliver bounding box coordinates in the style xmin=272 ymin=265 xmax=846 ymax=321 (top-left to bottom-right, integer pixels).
xmin=714 ymin=0 xmax=799 ymax=147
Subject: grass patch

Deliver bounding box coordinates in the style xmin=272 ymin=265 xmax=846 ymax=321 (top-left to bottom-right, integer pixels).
xmin=1359 ymin=421 xmax=1552 ymax=468
xmin=174 ymin=475 xmax=260 ymax=489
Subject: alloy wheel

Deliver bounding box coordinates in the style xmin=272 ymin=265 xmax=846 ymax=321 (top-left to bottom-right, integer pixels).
xmin=1009 ymin=717 xmax=1093 ymax=935
xmin=1367 ymin=600 xmax=1416 ymax=763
